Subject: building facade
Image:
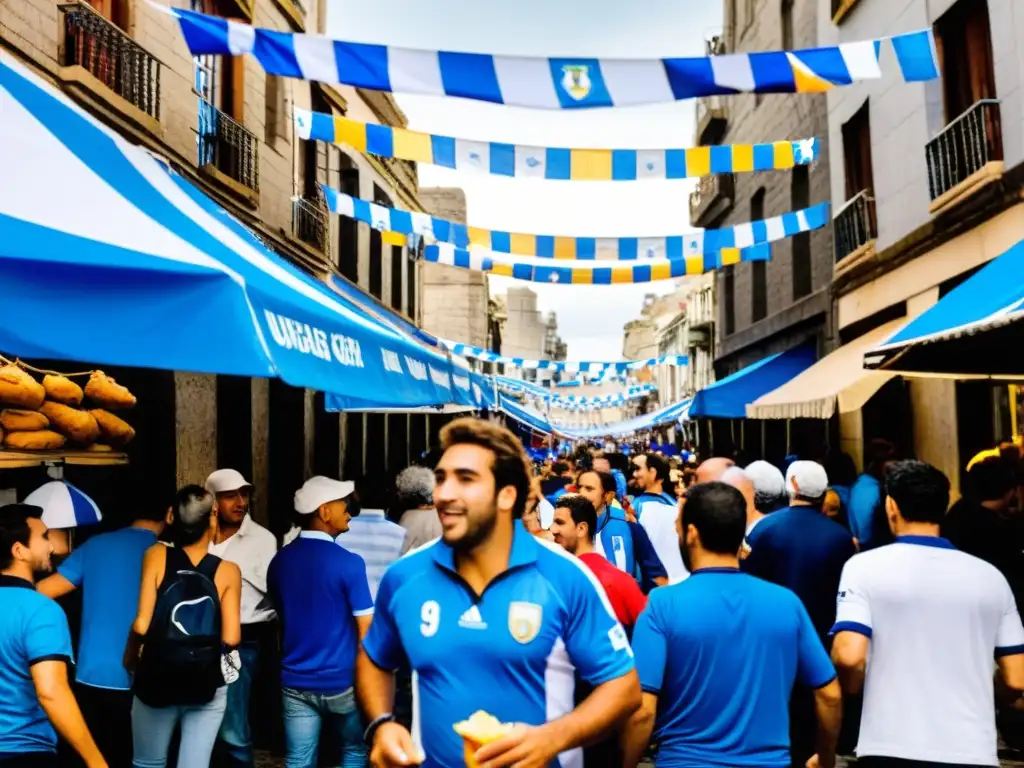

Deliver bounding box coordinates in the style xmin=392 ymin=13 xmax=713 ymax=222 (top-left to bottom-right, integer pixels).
xmin=497 ymin=286 xmax=566 ymax=381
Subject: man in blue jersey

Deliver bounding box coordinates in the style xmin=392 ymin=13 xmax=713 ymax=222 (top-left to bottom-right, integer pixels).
xmin=356 ymin=418 xmax=640 ymax=768
xmin=623 ymin=482 xmax=842 ymax=768
xmin=631 ymin=454 xmax=677 ymax=515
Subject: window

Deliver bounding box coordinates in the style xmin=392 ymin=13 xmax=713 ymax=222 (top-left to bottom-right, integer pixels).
xmin=791 ymin=166 xmax=812 ymax=299
xmin=86 ymin=0 xmax=128 ymax=29
xmin=338 ymin=169 xmax=360 ymax=282
xmin=390 ymin=244 xmax=404 ymax=312
xmin=407 ymin=257 xmax=417 ymax=322
xmin=369 ymin=184 xmax=391 ymax=299
xmin=264 ymin=75 xmax=286 ymax=145
xmin=781 ymin=0 xmax=794 ymax=50
xmin=842 ymin=101 xmax=874 ymax=200
xmin=723 ymin=267 xmax=736 ymax=336
xmin=935 ymin=0 xmax=997 ymax=124
xmin=750 ymin=189 xmax=767 ymax=322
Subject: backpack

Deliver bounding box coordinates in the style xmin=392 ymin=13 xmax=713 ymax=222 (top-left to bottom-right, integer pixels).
xmin=133 ymin=546 xmax=224 ymax=708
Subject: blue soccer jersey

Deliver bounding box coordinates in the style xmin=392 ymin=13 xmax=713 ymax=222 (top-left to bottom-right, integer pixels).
xmin=363 ymin=521 xmax=635 ymax=768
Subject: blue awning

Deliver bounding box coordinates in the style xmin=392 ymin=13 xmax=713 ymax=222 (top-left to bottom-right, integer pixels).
xmin=559 ymin=398 xmax=691 ymax=439
xmin=689 ymin=343 xmax=818 ymax=419
xmin=0 ymin=50 xmax=456 ymax=409
xmin=499 ymin=393 xmax=554 ymax=435
xmin=864 ymin=240 xmax=1024 ymax=376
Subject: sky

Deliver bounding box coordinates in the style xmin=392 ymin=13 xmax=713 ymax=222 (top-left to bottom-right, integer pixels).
xmin=329 ymin=0 xmax=724 ymax=359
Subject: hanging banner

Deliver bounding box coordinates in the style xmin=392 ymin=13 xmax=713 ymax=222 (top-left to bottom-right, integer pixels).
xmin=425 ymin=242 xmax=770 ymax=284
xmin=297 ymin=111 xmax=818 ymax=180
xmin=160 ymin=5 xmax=939 ymax=108
xmin=455 ymin=350 xmax=687 ymax=373
xmin=321 ymin=184 xmax=828 ymax=261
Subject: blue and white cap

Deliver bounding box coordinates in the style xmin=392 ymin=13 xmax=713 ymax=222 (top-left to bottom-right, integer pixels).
xmin=24 ymin=480 xmax=102 ymax=529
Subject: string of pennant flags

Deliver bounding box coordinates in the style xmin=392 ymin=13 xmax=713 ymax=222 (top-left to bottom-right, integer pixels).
xmin=320 ymin=185 xmax=829 ymax=261
xmin=446 ymin=344 xmax=688 ymax=372
xmin=297 ymin=110 xmax=819 ymax=181
xmin=496 ymin=377 xmax=655 ymax=404
xmin=159 ymin=4 xmax=939 ymax=108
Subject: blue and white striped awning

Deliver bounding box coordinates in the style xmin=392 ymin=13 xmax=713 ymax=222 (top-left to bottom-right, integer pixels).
xmin=161 ymin=3 xmax=939 ymax=108
xmin=558 ymin=399 xmax=693 ymax=439
xmin=447 ymin=345 xmax=687 ymax=373
xmin=0 ymin=50 xmax=458 ymax=410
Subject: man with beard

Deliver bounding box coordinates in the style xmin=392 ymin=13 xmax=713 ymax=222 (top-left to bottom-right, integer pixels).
xmin=621 ymin=483 xmax=842 ymax=768
xmin=356 ymin=418 xmax=640 ymax=768
xmin=0 ymin=504 xmax=105 ymax=768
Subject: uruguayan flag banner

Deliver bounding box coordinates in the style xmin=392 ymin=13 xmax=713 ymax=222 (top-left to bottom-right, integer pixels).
xmin=159 ymin=4 xmax=939 ymax=108
xmin=297 ymin=111 xmax=818 ymax=180
xmin=425 ymin=242 xmax=770 ymax=284
xmin=449 ymin=347 xmax=687 ymax=373
xmin=321 ymin=185 xmax=827 ymax=261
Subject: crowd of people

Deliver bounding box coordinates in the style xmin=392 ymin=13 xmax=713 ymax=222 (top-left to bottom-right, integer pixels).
xmin=3 ymin=418 xmax=1024 ymax=768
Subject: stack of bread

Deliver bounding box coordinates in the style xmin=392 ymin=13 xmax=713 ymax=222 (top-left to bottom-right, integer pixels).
xmin=0 ymin=366 xmax=137 ymax=452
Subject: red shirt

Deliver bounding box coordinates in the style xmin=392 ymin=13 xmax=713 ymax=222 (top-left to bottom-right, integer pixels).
xmin=578 ymin=552 xmax=648 ymax=631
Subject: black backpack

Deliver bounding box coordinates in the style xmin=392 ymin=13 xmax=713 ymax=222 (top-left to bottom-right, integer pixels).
xmin=133 ymin=546 xmax=224 ymax=708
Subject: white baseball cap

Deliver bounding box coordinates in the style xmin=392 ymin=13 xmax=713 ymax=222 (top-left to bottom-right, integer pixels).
xmin=294 ymin=476 xmax=356 ymax=515
xmin=785 ymin=461 xmax=829 ymax=500
xmin=205 ymin=469 xmax=252 ymax=495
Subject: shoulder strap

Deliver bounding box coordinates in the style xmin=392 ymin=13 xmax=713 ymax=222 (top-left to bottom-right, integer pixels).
xmin=159 ymin=546 xmax=190 ymax=587
xmin=194 ymin=553 xmax=222 ymax=581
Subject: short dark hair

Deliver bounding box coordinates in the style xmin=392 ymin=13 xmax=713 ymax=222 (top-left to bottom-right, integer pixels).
xmin=554 ymin=494 xmax=597 ymax=541
xmin=885 ymin=460 xmax=950 ymax=524
xmin=579 ymin=469 xmax=617 ymax=497
xmin=681 ymin=482 xmax=746 ymax=555
xmin=644 ymin=453 xmax=671 ymax=483
xmin=169 ymin=485 xmax=214 ymax=547
xmin=356 ymin=471 xmax=390 ymax=511
xmin=0 ymin=504 xmax=43 ymax=571
xmin=440 ymin=418 xmax=531 ymax=519
xmin=866 ymin=439 xmax=898 ymax=478
xmin=967 ymin=458 xmax=1014 ymax=502
xmin=552 ymin=462 xmax=569 ymax=475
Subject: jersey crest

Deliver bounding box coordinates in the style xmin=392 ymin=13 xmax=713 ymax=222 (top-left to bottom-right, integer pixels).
xmin=508 ymin=601 xmax=543 ymax=644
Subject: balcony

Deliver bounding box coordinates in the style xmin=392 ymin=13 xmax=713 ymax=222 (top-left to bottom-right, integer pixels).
xmin=696 ymin=95 xmax=729 ymax=146
xmin=833 ymin=190 xmax=877 ymax=270
xmin=292 ymin=197 xmax=329 ymax=254
xmin=59 ymin=3 xmax=161 ymax=126
xmin=198 ymin=100 xmax=259 ymax=204
xmin=689 ymin=173 xmax=734 ymax=228
xmin=926 ymin=99 xmax=1003 ymax=214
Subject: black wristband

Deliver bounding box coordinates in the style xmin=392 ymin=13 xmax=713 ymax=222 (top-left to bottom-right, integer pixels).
xmin=364 ymin=713 xmax=396 ymax=746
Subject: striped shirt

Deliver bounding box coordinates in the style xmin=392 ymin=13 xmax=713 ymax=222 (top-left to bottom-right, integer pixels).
xmin=338 ymin=510 xmax=407 ymax=600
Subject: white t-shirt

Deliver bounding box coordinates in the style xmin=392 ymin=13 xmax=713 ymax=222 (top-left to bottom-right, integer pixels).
xmin=834 ymin=536 xmax=1024 ymax=765
xmin=635 ymin=500 xmax=688 ymax=584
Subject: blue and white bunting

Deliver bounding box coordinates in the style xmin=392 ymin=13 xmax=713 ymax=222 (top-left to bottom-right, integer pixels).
xmin=446 ymin=344 xmax=687 ymax=372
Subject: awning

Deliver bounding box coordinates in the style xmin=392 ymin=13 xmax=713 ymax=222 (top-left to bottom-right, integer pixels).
xmin=689 ymin=343 xmax=817 ymax=419
xmin=558 ymin=398 xmax=692 ymax=439
xmin=0 ymin=50 xmax=454 ymax=409
xmin=499 ymin=394 xmax=554 ymax=435
xmin=746 ymin=319 xmax=906 ymax=419
xmin=864 ymin=240 xmax=1024 ymax=376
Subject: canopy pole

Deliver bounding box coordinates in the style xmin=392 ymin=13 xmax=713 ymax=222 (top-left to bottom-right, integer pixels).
xmin=786 ymin=419 xmax=792 ymax=455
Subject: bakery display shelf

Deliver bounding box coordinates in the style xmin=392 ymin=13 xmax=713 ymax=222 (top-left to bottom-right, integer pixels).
xmin=0 ymin=449 xmax=129 ymax=468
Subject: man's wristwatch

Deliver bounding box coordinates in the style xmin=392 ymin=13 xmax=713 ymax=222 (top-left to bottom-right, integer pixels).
xmin=364 ymin=713 xmax=396 ymax=746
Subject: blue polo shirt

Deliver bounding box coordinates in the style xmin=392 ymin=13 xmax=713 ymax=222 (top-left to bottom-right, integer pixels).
xmin=363 ymin=521 xmax=635 ymax=768
xmin=268 ymin=531 xmax=374 ymax=694
xmin=743 ymin=506 xmax=857 ymax=639
xmin=633 ymin=491 xmax=676 ymax=520
xmin=57 ymin=526 xmax=157 ymax=689
xmin=633 ymin=568 xmax=836 ymax=768
xmin=0 ymin=576 xmax=74 ymax=756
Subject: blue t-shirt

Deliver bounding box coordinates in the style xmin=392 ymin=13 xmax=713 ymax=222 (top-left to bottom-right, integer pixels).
xmin=0 ymin=576 xmax=74 ymax=755
xmin=268 ymin=531 xmax=373 ymax=694
xmin=743 ymin=506 xmax=857 ymax=640
xmin=633 ymin=569 xmax=836 ymax=768
xmin=58 ymin=526 xmax=157 ymax=689
xmin=633 ymin=491 xmax=677 ymax=520
xmin=363 ymin=521 xmax=635 ymax=768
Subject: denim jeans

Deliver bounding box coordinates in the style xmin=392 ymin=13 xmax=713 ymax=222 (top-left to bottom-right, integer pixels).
xmin=216 ymin=641 xmax=260 ymax=766
xmin=282 ymin=686 xmax=366 ymax=768
xmin=131 ymin=686 xmax=228 ymax=768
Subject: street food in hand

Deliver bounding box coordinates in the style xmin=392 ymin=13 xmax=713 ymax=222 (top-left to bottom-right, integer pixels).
xmin=39 ymin=401 xmax=100 ymax=445
xmin=0 ymin=365 xmax=45 ymax=410
xmin=42 ymin=374 xmax=84 ymax=406
xmin=90 ymin=409 xmax=135 ymax=446
xmin=0 ymin=409 xmax=49 ymax=432
xmin=5 ymin=430 xmax=66 ymax=451
xmin=453 ymin=711 xmax=515 ymax=768
xmin=84 ymin=371 xmax=136 ymax=410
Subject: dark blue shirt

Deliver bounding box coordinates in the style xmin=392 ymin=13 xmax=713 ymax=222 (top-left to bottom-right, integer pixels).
xmin=268 ymin=531 xmax=373 ymax=693
xmin=0 ymin=576 xmax=74 ymax=755
xmin=743 ymin=505 xmax=857 ymax=639
xmin=633 ymin=568 xmax=836 ymax=768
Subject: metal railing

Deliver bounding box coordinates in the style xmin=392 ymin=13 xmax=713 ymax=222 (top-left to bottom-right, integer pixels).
xmin=833 ymin=190 xmax=877 ymax=264
xmin=688 ymin=173 xmax=735 ymax=227
xmin=292 ymin=197 xmax=329 ymax=253
xmin=198 ymin=100 xmax=259 ymax=192
xmin=60 ymin=3 xmax=161 ymax=121
xmin=925 ymin=99 xmax=1002 ymax=202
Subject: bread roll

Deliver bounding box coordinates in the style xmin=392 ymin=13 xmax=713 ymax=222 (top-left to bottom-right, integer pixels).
xmin=85 ymin=443 xmax=114 ymax=453
xmin=90 ymin=409 xmax=135 ymax=446
xmin=42 ymin=374 xmax=84 ymax=406
xmin=38 ymin=402 xmax=100 ymax=445
xmin=0 ymin=409 xmax=50 ymax=432
xmin=84 ymin=371 xmax=136 ymax=410
xmin=4 ymin=430 xmax=66 ymax=451
xmin=0 ymin=366 xmax=45 ymax=410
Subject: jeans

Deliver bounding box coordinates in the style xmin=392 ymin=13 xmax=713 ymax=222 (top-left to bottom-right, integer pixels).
xmin=131 ymin=686 xmax=228 ymax=768
xmin=282 ymin=686 xmax=366 ymax=768
xmin=216 ymin=641 xmax=260 ymax=766
xmin=74 ymin=683 xmax=134 ymax=768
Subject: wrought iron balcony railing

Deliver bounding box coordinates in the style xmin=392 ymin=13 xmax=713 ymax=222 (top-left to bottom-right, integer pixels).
xmin=60 ymin=2 xmax=161 ymax=121
xmin=292 ymin=197 xmax=329 ymax=253
xmin=926 ymin=99 xmax=1002 ymax=202
xmin=198 ymin=100 xmax=259 ymax=192
xmin=833 ymin=189 xmax=877 ymax=264
xmin=688 ymin=173 xmax=735 ymax=228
